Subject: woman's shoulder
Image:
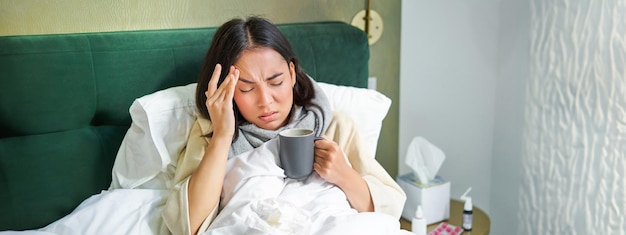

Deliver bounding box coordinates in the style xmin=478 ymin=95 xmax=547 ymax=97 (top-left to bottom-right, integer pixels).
xmin=195 ymin=116 xmax=214 ymax=136
xmin=328 ymin=111 xmax=359 ymax=137
xmin=331 ymin=111 xmax=356 ymax=125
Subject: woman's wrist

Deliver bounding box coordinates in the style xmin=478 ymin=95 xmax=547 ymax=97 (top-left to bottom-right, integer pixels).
xmin=208 ymin=131 xmax=234 ymax=145
xmin=335 ymin=167 xmax=361 ymax=190
xmin=210 ymin=133 xmax=232 ymax=142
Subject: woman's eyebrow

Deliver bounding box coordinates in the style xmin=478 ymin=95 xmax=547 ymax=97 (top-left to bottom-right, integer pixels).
xmin=266 ymin=73 xmax=283 ymax=81
xmin=238 ymin=77 xmax=254 ymax=84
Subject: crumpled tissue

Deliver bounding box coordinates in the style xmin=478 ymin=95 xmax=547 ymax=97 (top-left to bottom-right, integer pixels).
xmin=404 ymin=136 xmax=446 ymax=184
xmin=246 ymin=198 xmax=311 ymax=235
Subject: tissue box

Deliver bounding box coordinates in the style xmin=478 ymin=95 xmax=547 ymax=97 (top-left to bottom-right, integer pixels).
xmin=397 ymin=173 xmax=450 ymax=224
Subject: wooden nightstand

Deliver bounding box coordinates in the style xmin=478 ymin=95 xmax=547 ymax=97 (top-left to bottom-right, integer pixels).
xmin=400 ymin=199 xmax=490 ymax=234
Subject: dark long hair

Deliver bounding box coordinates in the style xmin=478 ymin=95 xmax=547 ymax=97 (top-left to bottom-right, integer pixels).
xmin=195 ymin=16 xmax=315 ymax=139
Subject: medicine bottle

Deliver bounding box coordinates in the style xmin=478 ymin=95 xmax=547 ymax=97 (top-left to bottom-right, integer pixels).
xmin=460 ymin=187 xmax=473 ymax=231
xmin=412 ymin=205 xmax=426 ymax=235
xmin=462 ymin=196 xmax=473 ymax=231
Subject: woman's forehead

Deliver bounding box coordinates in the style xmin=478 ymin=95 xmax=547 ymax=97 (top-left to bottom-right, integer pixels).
xmin=235 ymin=49 xmax=289 ymax=77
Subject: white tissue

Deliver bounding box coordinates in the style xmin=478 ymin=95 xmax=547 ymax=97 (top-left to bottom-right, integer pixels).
xmin=404 ymin=136 xmax=446 ymax=184
xmin=247 ymin=198 xmax=311 ymax=235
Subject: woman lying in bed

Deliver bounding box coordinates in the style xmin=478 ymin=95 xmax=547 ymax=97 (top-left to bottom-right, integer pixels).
xmin=161 ymin=16 xmax=406 ymax=235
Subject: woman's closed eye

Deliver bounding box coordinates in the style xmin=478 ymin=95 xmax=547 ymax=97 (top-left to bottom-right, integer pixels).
xmin=239 ymin=80 xmax=283 ymax=93
xmin=239 ymin=87 xmax=253 ymax=93
xmin=270 ymin=80 xmax=283 ymax=86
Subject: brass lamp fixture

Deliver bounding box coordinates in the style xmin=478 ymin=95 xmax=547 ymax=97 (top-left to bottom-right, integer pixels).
xmin=351 ymin=0 xmax=384 ymax=45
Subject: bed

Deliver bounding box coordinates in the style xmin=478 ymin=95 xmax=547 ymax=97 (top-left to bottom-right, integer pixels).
xmin=0 ymin=21 xmax=406 ymax=234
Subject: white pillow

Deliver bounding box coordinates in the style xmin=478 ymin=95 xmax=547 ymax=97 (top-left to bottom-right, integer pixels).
xmin=317 ymin=82 xmax=391 ymax=158
xmin=110 ymin=83 xmax=197 ymax=190
xmin=110 ymin=82 xmax=391 ymax=190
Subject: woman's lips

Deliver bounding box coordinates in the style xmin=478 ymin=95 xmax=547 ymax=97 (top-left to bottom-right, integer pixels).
xmin=259 ymin=112 xmax=277 ymax=122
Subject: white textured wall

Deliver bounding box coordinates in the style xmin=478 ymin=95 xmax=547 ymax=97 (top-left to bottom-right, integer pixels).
xmin=521 ymin=0 xmax=626 ymax=234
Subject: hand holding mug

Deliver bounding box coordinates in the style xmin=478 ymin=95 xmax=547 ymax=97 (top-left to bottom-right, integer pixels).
xmin=312 ymin=134 xmax=353 ymax=185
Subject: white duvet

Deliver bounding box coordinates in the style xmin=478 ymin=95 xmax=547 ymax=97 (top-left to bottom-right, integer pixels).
xmin=3 ymin=139 xmax=410 ymax=235
xmin=205 ymin=138 xmax=409 ymax=235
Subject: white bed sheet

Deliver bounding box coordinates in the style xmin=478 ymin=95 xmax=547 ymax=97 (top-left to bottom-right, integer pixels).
xmin=1 ymin=189 xmax=168 ymax=235
xmin=1 ymin=139 xmax=411 ymax=235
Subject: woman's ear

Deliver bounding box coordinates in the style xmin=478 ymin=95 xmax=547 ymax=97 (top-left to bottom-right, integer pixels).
xmin=289 ymin=61 xmax=296 ymax=87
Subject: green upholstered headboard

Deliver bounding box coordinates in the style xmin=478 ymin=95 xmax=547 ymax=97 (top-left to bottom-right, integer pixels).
xmin=0 ymin=21 xmax=369 ymax=230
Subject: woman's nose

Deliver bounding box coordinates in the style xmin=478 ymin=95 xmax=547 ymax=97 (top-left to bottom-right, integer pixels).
xmin=256 ymin=87 xmax=273 ymax=106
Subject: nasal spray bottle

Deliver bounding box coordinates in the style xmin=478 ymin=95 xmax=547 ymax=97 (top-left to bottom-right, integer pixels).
xmin=460 ymin=187 xmax=473 ymax=231
xmin=412 ymin=205 xmax=427 ymax=235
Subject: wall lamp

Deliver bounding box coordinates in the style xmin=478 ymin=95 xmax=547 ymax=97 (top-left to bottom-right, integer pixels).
xmin=351 ymin=0 xmax=384 ymax=45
